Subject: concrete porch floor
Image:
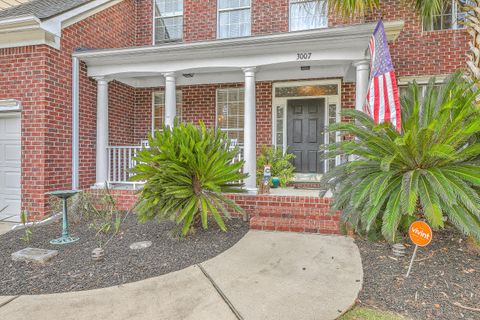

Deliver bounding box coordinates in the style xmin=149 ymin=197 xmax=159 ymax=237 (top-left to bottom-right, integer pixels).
xmin=0 ymin=231 xmax=362 ymax=320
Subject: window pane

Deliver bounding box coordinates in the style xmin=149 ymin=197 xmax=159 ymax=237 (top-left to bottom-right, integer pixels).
xmin=155 ymin=16 xmax=183 ymax=42
xmin=290 ymin=0 xmax=327 ymax=31
xmin=153 ymin=91 xmax=183 ymax=130
xmin=154 ymin=0 xmax=183 ymax=17
xmin=219 ymin=0 xmax=250 ymax=10
xmin=216 ymin=88 xmax=245 ymax=144
xmin=423 ymin=0 xmax=464 ymax=31
xmin=154 ymin=0 xmax=183 ymax=43
xmin=218 ymin=9 xmax=250 ymax=38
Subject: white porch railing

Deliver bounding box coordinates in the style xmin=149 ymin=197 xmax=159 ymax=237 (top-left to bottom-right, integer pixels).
xmin=106 ymin=143 xmax=245 ymax=185
xmin=106 ymin=145 xmax=145 ymax=187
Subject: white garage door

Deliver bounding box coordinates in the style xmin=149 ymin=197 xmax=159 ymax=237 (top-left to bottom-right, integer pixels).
xmin=0 ymin=113 xmax=21 ymax=222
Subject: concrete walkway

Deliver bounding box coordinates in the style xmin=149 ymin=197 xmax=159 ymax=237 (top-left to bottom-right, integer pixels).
xmin=0 ymin=222 xmax=14 ymax=236
xmin=0 ymin=231 xmax=362 ymax=320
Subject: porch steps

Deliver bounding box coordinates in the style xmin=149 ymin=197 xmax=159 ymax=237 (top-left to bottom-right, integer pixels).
xmin=249 ymin=216 xmax=340 ymax=234
xmin=236 ymin=195 xmax=341 ymax=235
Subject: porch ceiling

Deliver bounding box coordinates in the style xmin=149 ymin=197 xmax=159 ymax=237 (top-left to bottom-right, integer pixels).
xmin=74 ymin=20 xmax=404 ymax=87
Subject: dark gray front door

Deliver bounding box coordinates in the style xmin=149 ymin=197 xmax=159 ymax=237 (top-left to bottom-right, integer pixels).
xmin=287 ymin=98 xmax=325 ymax=174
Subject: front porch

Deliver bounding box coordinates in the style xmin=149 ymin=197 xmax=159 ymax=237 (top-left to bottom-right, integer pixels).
xmin=73 ymin=21 xmax=403 ymax=194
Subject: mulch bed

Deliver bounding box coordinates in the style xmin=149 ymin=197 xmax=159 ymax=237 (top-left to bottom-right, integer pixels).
xmin=355 ymin=228 xmax=480 ymax=320
xmin=0 ymin=214 xmax=248 ymax=295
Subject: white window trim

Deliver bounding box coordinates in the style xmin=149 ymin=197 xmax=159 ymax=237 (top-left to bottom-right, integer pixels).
xmin=422 ymin=0 xmax=463 ymax=32
xmin=216 ymin=0 xmax=252 ymax=39
xmin=271 ymin=79 xmax=341 ymax=169
xmin=152 ymin=0 xmax=184 ymax=45
xmin=289 ymin=0 xmax=328 ymax=32
xmin=0 ymin=99 xmax=21 ymax=112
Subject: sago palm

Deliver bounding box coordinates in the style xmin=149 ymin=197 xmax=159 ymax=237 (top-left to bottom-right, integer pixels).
xmin=131 ymin=122 xmax=246 ymax=236
xmin=320 ymin=74 xmax=480 ymax=242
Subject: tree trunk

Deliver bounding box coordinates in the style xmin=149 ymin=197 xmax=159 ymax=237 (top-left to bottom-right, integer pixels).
xmin=464 ymin=1 xmax=480 ymax=85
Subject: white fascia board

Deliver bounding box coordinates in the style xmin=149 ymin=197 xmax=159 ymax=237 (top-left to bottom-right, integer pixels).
xmin=0 ymin=0 xmax=120 ymax=49
xmin=75 ymin=20 xmax=404 ymax=62
xmin=76 ymin=21 xmax=404 ymax=78
xmin=0 ymin=15 xmax=59 ymax=49
xmin=40 ymin=0 xmax=123 ymax=36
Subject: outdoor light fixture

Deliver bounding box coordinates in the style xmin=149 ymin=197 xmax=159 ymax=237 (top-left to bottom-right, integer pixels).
xmin=183 ymin=73 xmax=194 ymax=78
xmin=300 ymin=66 xmax=310 ymax=71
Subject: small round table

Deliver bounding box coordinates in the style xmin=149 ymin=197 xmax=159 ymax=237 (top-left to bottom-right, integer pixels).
xmin=46 ymin=190 xmax=80 ymax=245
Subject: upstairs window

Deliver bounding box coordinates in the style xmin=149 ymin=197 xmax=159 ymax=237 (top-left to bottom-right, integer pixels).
xmin=218 ymin=0 xmax=251 ymax=39
xmin=289 ymin=0 xmax=328 ymax=31
xmin=154 ymin=0 xmax=183 ymax=43
xmin=423 ymin=0 xmax=465 ymax=31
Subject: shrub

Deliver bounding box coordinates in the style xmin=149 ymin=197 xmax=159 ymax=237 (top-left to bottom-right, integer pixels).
xmin=256 ymin=146 xmax=295 ymax=187
xmin=131 ymin=121 xmax=246 ymax=236
xmin=321 ymin=73 xmax=480 ymax=242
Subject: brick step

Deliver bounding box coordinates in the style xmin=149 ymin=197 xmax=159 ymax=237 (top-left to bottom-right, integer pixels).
xmin=249 ymin=216 xmax=340 ymax=234
xmin=252 ymin=207 xmax=339 ymax=221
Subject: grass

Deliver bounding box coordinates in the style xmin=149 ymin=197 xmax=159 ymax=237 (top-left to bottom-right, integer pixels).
xmin=338 ymin=307 xmax=408 ymax=320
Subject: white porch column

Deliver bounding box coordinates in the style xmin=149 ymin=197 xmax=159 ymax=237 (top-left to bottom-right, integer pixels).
xmin=163 ymin=72 xmax=176 ymax=128
xmin=94 ymin=76 xmax=109 ymax=187
xmin=242 ymin=67 xmax=257 ymax=194
xmin=353 ymin=60 xmax=370 ymax=111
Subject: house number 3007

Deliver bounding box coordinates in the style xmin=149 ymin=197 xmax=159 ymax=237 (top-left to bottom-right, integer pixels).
xmin=296 ymin=52 xmax=312 ymax=60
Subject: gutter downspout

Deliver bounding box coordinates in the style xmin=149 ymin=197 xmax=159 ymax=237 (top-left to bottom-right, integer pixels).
xmin=72 ymin=56 xmax=79 ymax=190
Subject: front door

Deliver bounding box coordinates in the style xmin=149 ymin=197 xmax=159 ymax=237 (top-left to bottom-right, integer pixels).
xmin=287 ymin=98 xmax=325 ymax=174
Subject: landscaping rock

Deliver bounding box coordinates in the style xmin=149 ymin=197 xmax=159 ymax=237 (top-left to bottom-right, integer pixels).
xmin=129 ymin=241 xmax=152 ymax=250
xmin=11 ymin=247 xmax=58 ymax=264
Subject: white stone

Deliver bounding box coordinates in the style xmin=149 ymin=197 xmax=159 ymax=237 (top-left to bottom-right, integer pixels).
xmin=11 ymin=247 xmax=58 ymax=264
xmin=129 ymin=241 xmax=152 ymax=250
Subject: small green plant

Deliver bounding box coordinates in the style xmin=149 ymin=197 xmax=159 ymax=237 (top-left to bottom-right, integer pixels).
xmin=131 ymin=121 xmax=246 ymax=237
xmin=19 ymin=210 xmax=34 ymax=243
xmin=256 ymin=146 xmax=295 ymax=187
xmin=82 ymin=187 xmax=129 ymax=248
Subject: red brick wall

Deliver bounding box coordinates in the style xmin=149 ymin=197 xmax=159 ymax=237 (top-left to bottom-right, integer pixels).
xmin=367 ymin=0 xmax=468 ymax=77
xmin=45 ymin=0 xmax=137 ymax=215
xmin=184 ymin=0 xmax=217 ymax=42
xmin=252 ymin=0 xmax=289 ymax=35
xmin=135 ymin=0 xmax=153 ymax=46
xmin=95 ymin=189 xmax=341 ymax=234
xmin=133 ymin=82 xmax=272 ymax=153
xmin=136 ymin=0 xmax=468 ymax=77
xmin=0 ymin=46 xmax=49 ymax=218
xmin=0 ymin=0 xmax=137 ymax=217
xmin=109 ymin=81 xmax=136 ymax=146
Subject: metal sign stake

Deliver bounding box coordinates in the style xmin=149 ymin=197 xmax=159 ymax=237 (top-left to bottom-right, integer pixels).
xmin=405 ymin=244 xmax=418 ymax=278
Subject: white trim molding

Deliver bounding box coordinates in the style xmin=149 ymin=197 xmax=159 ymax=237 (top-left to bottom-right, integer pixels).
xmin=0 ymin=0 xmax=123 ymax=49
xmin=0 ymin=99 xmax=22 ymax=112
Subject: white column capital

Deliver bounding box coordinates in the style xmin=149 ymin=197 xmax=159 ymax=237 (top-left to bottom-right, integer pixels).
xmin=162 ymin=72 xmax=177 ymax=79
xmin=93 ymin=76 xmax=111 ymax=84
xmin=353 ymin=59 xmax=370 ymax=70
xmin=242 ymin=67 xmax=257 ymax=76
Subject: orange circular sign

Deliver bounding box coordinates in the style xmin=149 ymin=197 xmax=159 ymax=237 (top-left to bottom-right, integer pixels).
xmin=409 ymin=221 xmax=433 ymax=247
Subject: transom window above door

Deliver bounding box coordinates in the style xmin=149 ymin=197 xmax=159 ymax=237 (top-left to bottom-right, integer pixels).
xmin=216 ymin=88 xmax=245 ymax=145
xmin=154 ymin=0 xmax=183 ymax=44
xmin=217 ymin=0 xmax=251 ymax=39
xmin=152 ymin=91 xmax=183 ymax=130
xmin=289 ymin=0 xmax=328 ymax=32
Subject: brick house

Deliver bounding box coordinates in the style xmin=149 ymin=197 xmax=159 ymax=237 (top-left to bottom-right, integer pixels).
xmin=0 ymin=0 xmax=468 ymax=230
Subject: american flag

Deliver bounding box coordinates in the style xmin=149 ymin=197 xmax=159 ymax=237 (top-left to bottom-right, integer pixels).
xmin=364 ymin=20 xmax=402 ymax=131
